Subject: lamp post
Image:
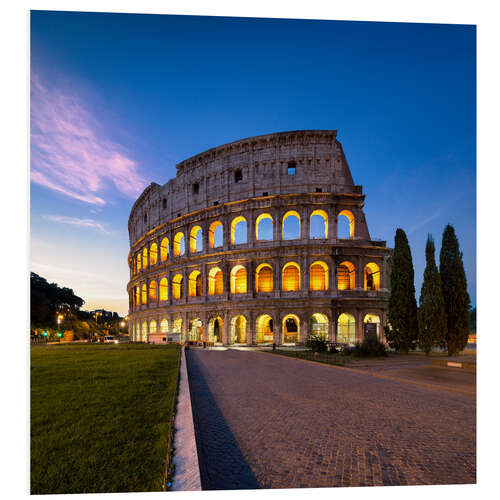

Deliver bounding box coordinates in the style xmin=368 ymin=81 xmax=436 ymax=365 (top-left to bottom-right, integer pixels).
xmin=57 ymin=314 xmax=64 ymax=342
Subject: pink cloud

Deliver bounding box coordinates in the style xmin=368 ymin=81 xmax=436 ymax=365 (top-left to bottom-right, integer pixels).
xmin=30 ymin=74 xmax=147 ymax=205
xmin=43 ymin=214 xmax=111 ymax=234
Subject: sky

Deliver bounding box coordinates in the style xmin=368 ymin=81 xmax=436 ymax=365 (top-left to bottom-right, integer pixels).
xmin=30 ymin=11 xmax=476 ymax=316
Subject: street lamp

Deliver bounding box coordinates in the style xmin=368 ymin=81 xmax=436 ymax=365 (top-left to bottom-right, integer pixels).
xmin=57 ymin=314 xmax=64 ymax=341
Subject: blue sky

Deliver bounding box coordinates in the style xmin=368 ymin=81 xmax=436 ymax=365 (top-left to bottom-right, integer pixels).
xmin=30 ymin=11 xmax=476 ymax=315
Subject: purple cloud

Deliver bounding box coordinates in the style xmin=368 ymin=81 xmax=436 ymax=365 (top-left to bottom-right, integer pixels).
xmin=31 ymin=74 xmax=147 ymax=205
xmin=43 ymin=214 xmax=111 ymax=234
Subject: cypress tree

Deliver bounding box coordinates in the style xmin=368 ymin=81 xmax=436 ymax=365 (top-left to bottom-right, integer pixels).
xmin=439 ymin=224 xmax=471 ymax=356
xmin=385 ymin=228 xmax=418 ymax=353
xmin=418 ymin=235 xmax=447 ymax=355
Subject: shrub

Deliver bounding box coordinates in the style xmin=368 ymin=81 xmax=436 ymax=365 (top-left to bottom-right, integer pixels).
xmin=305 ymin=334 xmax=328 ymax=352
xmin=353 ymin=337 xmax=388 ymax=357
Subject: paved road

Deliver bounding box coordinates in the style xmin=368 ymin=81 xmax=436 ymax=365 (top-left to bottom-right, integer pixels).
xmin=186 ymin=348 xmax=475 ymax=490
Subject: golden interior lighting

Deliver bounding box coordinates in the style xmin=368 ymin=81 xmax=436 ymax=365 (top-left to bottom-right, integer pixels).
xmin=282 ymin=210 xmax=301 ymax=240
xmin=149 ymin=320 xmax=157 ymax=333
xmin=231 ymin=216 xmax=247 ymax=245
xmin=282 ymin=262 xmax=300 ymax=291
xmin=363 ymin=314 xmax=381 ymax=337
xmin=256 ymin=314 xmax=273 ymax=344
xmin=142 ymin=247 xmax=148 ymax=268
xmin=208 ymin=221 xmax=223 ymax=248
xmin=137 ymin=253 xmax=141 ymax=272
xmin=255 ymin=213 xmax=273 ymax=240
xmin=159 ymin=277 xmax=168 ymax=301
xmin=208 ymin=316 xmax=223 ymax=343
xmin=172 ymin=274 xmax=184 ymax=299
xmin=231 ymin=315 xmax=247 ymax=343
xmin=141 ymin=321 xmax=148 ymax=341
xmin=337 ymin=261 xmax=355 ymax=290
xmin=189 ymin=318 xmax=203 ymax=341
xmin=310 ymin=209 xmax=328 ymax=239
xmin=150 ymin=242 xmax=158 ymax=265
xmin=338 ymin=209 xmax=355 ymax=238
xmin=135 ymin=286 xmax=140 ymax=306
xmin=282 ymin=314 xmax=300 ymax=343
xmin=310 ymin=313 xmax=329 ymax=339
xmin=160 ymin=318 xmax=169 ymax=333
xmin=310 ymin=261 xmax=329 ymax=290
xmin=364 ymin=262 xmax=381 ymax=290
xmin=160 ymin=237 xmax=169 ymax=261
xmin=337 ymin=313 xmax=356 ymax=344
xmin=173 ymin=232 xmax=185 ymax=256
xmin=173 ymin=317 xmax=183 ymax=333
xmin=149 ymin=280 xmax=157 ymax=300
xmin=190 ymin=226 xmax=203 ymax=253
xmin=189 ymin=270 xmax=202 ymax=297
xmin=208 ymin=267 xmax=223 ymax=295
xmin=255 ymin=263 xmax=273 ymax=292
xmin=141 ymin=283 xmax=147 ymax=304
xmin=230 ymin=265 xmax=247 ymax=294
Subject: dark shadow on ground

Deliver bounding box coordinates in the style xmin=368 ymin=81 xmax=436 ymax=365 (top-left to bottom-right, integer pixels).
xmin=186 ymin=349 xmax=259 ymax=490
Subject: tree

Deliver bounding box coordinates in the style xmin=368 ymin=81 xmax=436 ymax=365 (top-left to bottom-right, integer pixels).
xmin=469 ymin=307 xmax=476 ymax=333
xmin=385 ymin=228 xmax=418 ymax=353
xmin=439 ymin=225 xmax=471 ymax=356
xmin=418 ymin=236 xmax=447 ymax=355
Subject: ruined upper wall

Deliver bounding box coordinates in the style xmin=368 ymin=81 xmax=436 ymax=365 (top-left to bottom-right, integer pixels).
xmin=128 ymin=130 xmax=360 ymax=244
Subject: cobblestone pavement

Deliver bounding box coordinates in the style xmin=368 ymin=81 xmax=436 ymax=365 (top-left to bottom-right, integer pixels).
xmin=186 ymin=348 xmax=475 ymax=490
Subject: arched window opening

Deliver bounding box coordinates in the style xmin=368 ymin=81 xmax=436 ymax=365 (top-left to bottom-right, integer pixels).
xmin=189 ymin=226 xmax=203 ymax=253
xmin=208 ymin=316 xmax=223 ymax=344
xmin=160 ymin=318 xmax=169 ymax=333
xmin=142 ymin=247 xmax=148 ymax=268
xmin=282 ymin=211 xmax=301 ymax=240
xmin=135 ymin=322 xmax=140 ymax=342
xmin=173 ymin=318 xmax=183 ymax=334
xmin=338 ymin=210 xmax=355 ymax=239
xmin=172 ymin=274 xmax=184 ymax=300
xmin=256 ymin=314 xmax=273 ymax=344
xmin=208 ymin=221 xmax=223 ymax=248
xmin=282 ymin=262 xmax=300 ymax=291
xmin=149 ymin=280 xmax=157 ymax=301
xmin=173 ymin=232 xmax=185 ymax=256
xmin=149 ymin=320 xmax=157 ymax=334
xmin=255 ymin=213 xmax=273 ymax=241
xmin=287 ymin=160 xmax=296 ymax=175
xmin=310 ymin=261 xmax=329 ymax=291
xmin=255 ymin=263 xmax=273 ymax=292
xmin=137 ymin=253 xmax=141 ymax=272
xmin=230 ymin=265 xmax=247 ymax=294
xmin=160 ymin=238 xmax=169 ymax=261
xmin=189 ymin=318 xmax=203 ymax=341
xmin=364 ymin=262 xmax=381 ymax=291
xmin=337 ymin=313 xmax=356 ymax=344
xmin=283 ymin=314 xmax=300 ymax=344
xmin=141 ymin=321 xmax=148 ymax=342
xmin=310 ymin=313 xmax=329 ymax=340
xmin=162 ymin=198 xmax=167 ymax=210
xmin=135 ymin=286 xmax=140 ymax=307
xmin=337 ymin=261 xmax=355 ymax=290
xmin=141 ymin=284 xmax=147 ymax=305
xmin=150 ymin=243 xmax=158 ymax=266
xmin=231 ymin=216 xmax=247 ymax=245
xmin=234 ymin=169 xmax=243 ymax=183
xmin=159 ymin=278 xmax=168 ymax=301
xmin=189 ymin=270 xmax=202 ymax=297
xmin=310 ymin=210 xmax=328 ymax=239
xmin=363 ymin=314 xmax=381 ymax=340
xmin=208 ymin=267 xmax=223 ymax=295
xmin=230 ymin=315 xmax=247 ymax=344
xmin=192 ymin=182 xmax=199 ymax=195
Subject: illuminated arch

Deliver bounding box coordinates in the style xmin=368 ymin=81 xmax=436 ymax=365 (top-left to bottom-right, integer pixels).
xmin=283 ymin=314 xmax=300 ymax=344
xmin=309 ymin=261 xmax=329 ymax=291
xmin=159 ymin=277 xmax=168 ymax=301
xmin=282 ymin=210 xmax=301 ymax=240
xmin=230 ymin=265 xmax=247 ymax=294
xmin=136 ymin=253 xmax=141 ymax=272
xmin=173 ymin=317 xmax=183 ymax=334
xmin=255 ymin=263 xmax=273 ymax=292
xmin=282 ymin=262 xmax=301 ymax=291
xmin=135 ymin=321 xmax=139 ymax=342
xmin=364 ymin=262 xmax=381 ymax=291
xmin=172 ymin=274 xmax=184 ymax=299
xmin=142 ymin=247 xmax=148 ymax=268
xmin=230 ymin=315 xmax=247 ymax=344
xmin=160 ymin=237 xmax=169 ymax=261
xmin=149 ymin=320 xmax=157 ymax=334
xmin=337 ymin=261 xmax=355 ymax=290
xmin=141 ymin=321 xmax=148 ymax=342
xmin=255 ymin=213 xmax=273 ymax=241
xmin=160 ymin=318 xmax=169 ymax=333
xmin=148 ymin=280 xmax=157 ymax=301
xmin=310 ymin=313 xmax=329 ymax=340
xmin=173 ymin=232 xmax=185 ymax=256
xmin=338 ymin=209 xmax=355 ymax=239
xmin=256 ymin=314 xmax=274 ymax=344
xmin=189 ymin=226 xmax=203 ymax=253
xmin=150 ymin=242 xmax=158 ymax=265
xmin=188 ymin=270 xmax=202 ymax=297
xmin=337 ymin=313 xmax=356 ymax=344
xmin=363 ymin=313 xmax=381 ymax=338
xmin=141 ymin=283 xmax=147 ymax=305
xmin=135 ymin=286 xmax=140 ymax=307
xmin=208 ymin=267 xmax=223 ymax=295
xmin=231 ymin=216 xmax=247 ymax=245
xmin=310 ymin=209 xmax=328 ymax=239
xmin=189 ymin=317 xmax=203 ymax=341
xmin=208 ymin=221 xmax=223 ymax=248
xmin=208 ymin=316 xmax=223 ymax=343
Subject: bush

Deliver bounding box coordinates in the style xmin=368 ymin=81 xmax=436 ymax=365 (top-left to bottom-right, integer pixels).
xmin=305 ymin=334 xmax=328 ymax=352
xmin=353 ymin=337 xmax=388 ymax=357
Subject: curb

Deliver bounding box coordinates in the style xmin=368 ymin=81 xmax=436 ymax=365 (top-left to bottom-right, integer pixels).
xmin=171 ymin=347 xmax=202 ymax=491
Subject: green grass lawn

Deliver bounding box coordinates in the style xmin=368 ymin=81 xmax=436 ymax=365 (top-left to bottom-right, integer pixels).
xmin=268 ymin=349 xmax=352 ymax=366
xmin=31 ymin=343 xmax=180 ymax=494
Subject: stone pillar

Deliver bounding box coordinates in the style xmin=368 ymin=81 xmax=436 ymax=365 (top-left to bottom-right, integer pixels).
xmin=274 ymin=311 xmax=282 ymax=345
xmin=248 ymin=209 xmax=256 ymax=247
xmin=247 ymin=260 xmax=255 ymax=297
xmin=248 ymin=310 xmax=255 ymax=345
xmin=274 ymin=211 xmax=282 ymax=242
xmin=300 ymin=312 xmax=308 ymax=343
xmin=355 ymin=309 xmax=364 ymax=342
xmin=202 ymin=262 xmax=208 ymax=301
xmin=202 ymin=222 xmax=209 ymax=254
xmin=223 ymin=311 xmax=230 ymax=345
xmin=328 ymin=205 xmax=336 ymax=241
xmin=223 ymin=214 xmax=230 ymax=251
xmin=275 ymin=257 xmax=282 ymax=297
xmin=302 ymin=209 xmax=310 ymax=240
xmin=355 ymin=256 xmax=364 ymax=290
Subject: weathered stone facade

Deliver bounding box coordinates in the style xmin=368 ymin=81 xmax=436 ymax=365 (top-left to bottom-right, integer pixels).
xmin=127 ymin=130 xmax=391 ymax=345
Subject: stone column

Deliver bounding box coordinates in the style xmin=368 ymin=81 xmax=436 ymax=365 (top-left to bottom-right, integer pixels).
xmin=274 ymin=310 xmax=282 ymax=345
xmin=248 ymin=209 xmax=256 ymax=247
xmin=274 ymin=256 xmax=282 ymax=297
xmin=202 ymin=262 xmax=208 ymax=301
xmin=355 ymin=256 xmax=364 ymax=290
xmin=356 ymin=309 xmax=364 ymax=342
xmin=328 ymin=205 xmax=336 ymax=241
xmin=247 ymin=261 xmax=255 ymax=297
xmin=302 ymin=209 xmax=310 ymax=240
xmin=223 ymin=213 xmax=230 ymax=251
xmin=274 ymin=210 xmax=281 ymax=242
xmin=222 ymin=311 xmax=230 ymax=345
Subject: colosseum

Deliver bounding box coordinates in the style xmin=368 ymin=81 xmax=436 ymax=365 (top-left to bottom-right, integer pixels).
xmin=127 ymin=130 xmax=391 ymax=346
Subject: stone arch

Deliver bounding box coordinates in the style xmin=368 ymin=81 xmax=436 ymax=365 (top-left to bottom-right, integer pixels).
xmin=135 ymin=286 xmax=140 ymax=307
xmin=208 ymin=315 xmax=223 ymax=343
xmin=160 ymin=318 xmax=169 ymax=333
xmin=141 ymin=320 xmax=148 ymax=342
xmin=142 ymin=247 xmax=148 ymax=268
xmin=255 ymin=213 xmax=273 ymax=241
xmin=230 ymin=315 xmax=247 ymax=344
xmin=310 ymin=261 xmax=329 ymax=291
xmin=310 ymin=209 xmax=328 ymax=239
xmin=209 ymin=221 xmax=223 ymax=248
xmin=188 ymin=317 xmax=203 ymax=341
xmin=172 ymin=273 xmax=184 ymax=299
xmin=230 ymin=265 xmax=247 ymax=294
xmin=337 ymin=313 xmax=356 ymax=344
xmin=363 ymin=313 xmax=381 ymax=339
xmin=255 ymin=263 xmax=273 ymax=292
xmin=149 ymin=319 xmax=157 ymax=334
xmin=338 ymin=209 xmax=355 ymax=239
xmin=282 ymin=314 xmax=300 ymax=344
xmin=282 ymin=210 xmax=301 ymax=240
xmin=160 ymin=237 xmax=169 ymax=261
xmin=150 ymin=242 xmax=158 ymax=265
xmin=189 ymin=225 xmax=203 ymax=253
xmin=173 ymin=231 xmax=185 ymax=256
xmin=208 ymin=267 xmax=223 ymax=295
xmin=148 ymin=280 xmax=157 ymax=301
xmin=188 ymin=270 xmax=202 ymax=297
xmin=231 ymin=216 xmax=247 ymax=245
xmin=141 ymin=283 xmax=147 ymax=304
xmin=310 ymin=313 xmax=329 ymax=339
xmin=364 ymin=262 xmax=381 ymax=290
xmin=172 ymin=317 xmax=183 ymax=334
xmin=256 ymin=314 xmax=274 ymax=344
xmin=136 ymin=253 xmax=141 ymax=272
xmin=337 ymin=261 xmax=355 ymax=290
xmin=282 ymin=261 xmax=301 ymax=291
xmin=159 ymin=277 xmax=168 ymax=301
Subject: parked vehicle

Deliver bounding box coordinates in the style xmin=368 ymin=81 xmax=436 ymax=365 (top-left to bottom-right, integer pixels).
xmin=103 ymin=336 xmax=118 ymax=344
